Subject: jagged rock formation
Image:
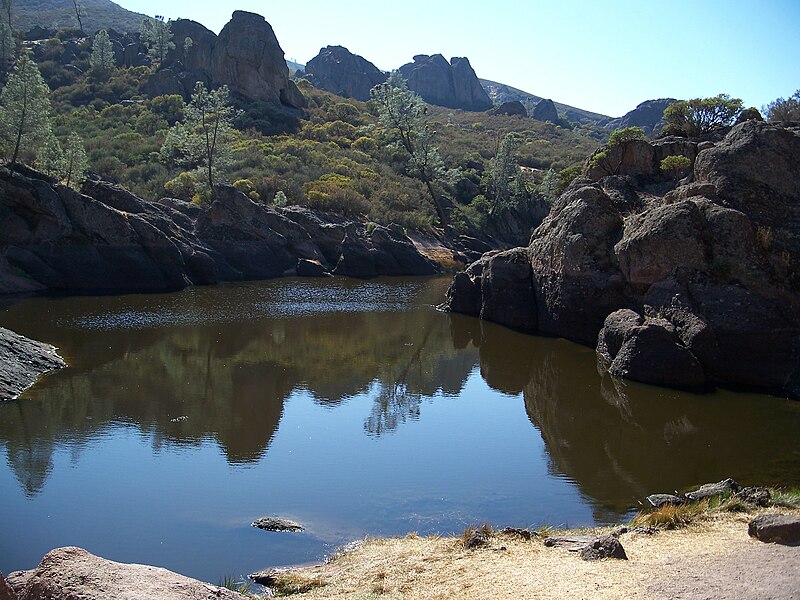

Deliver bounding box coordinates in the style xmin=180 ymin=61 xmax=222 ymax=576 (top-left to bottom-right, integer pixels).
xmin=5 ymin=546 xmax=244 ymax=600
xmin=398 ymin=54 xmax=492 ymax=111
xmin=0 ymin=328 xmax=65 ymax=402
xmin=601 ymin=98 xmax=678 ymax=135
xmin=0 ymin=168 xmax=439 ymax=295
xmin=303 ymin=46 xmax=387 ymax=101
xmin=146 ymin=11 xmax=306 ymax=108
xmin=531 ymin=98 xmax=560 ymax=123
xmin=490 ymin=100 xmax=527 ymax=117
xmin=446 ymin=121 xmax=800 ymax=397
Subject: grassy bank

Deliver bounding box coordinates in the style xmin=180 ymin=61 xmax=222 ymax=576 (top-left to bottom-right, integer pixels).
xmin=255 ymin=489 xmax=800 ymax=599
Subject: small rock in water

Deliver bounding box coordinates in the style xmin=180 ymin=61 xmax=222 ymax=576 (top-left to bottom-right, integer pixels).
xmin=579 ymin=535 xmax=628 ymax=561
xmin=170 ymin=416 xmax=188 ymax=423
xmin=685 ymin=478 xmax=740 ymax=501
xmin=252 ymin=517 xmax=304 ymax=532
xmin=646 ymin=493 xmax=685 ymax=508
xmin=748 ymin=514 xmax=800 ymax=545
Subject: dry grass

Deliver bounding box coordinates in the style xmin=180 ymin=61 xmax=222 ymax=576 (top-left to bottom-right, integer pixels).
xmin=266 ymin=507 xmax=800 ymax=600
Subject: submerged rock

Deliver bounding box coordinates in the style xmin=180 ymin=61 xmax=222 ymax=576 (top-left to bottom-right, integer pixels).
xmin=0 ymin=327 xmax=65 ymax=401
xmin=252 ymin=517 xmax=304 ymax=532
xmin=5 ymin=546 xmax=243 ymax=600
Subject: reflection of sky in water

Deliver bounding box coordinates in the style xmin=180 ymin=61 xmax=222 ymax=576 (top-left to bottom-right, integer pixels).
xmin=1 ymin=277 xmax=798 ymax=584
xmin=66 ymin=281 xmax=419 ymax=330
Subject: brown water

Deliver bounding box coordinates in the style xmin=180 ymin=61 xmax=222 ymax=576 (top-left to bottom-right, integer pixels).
xmin=0 ymin=277 xmax=798 ymax=582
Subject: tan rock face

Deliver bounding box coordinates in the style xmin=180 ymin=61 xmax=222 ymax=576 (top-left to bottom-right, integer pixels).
xmin=6 ymin=547 xmax=244 ymax=600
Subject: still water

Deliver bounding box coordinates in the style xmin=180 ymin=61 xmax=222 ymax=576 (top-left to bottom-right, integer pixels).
xmin=1 ymin=277 xmax=799 ymax=581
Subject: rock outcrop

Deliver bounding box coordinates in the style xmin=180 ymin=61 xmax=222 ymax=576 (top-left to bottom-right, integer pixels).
xmin=0 ymin=169 xmax=439 ymax=295
xmin=446 ymin=121 xmax=800 ymax=397
xmin=303 ymin=46 xmax=387 ymax=101
xmin=0 ymin=327 xmax=65 ymax=401
xmin=601 ymin=98 xmax=678 ymax=135
xmin=148 ymin=12 xmax=306 ymax=108
xmin=531 ymin=98 xmax=560 ymax=123
xmin=490 ymin=100 xmax=527 ymax=117
xmin=5 ymin=546 xmax=243 ymax=600
xmin=398 ymin=54 xmax=492 ymax=111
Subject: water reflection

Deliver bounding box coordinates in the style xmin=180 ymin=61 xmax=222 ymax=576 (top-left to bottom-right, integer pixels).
xmin=1 ymin=277 xmax=798 ymax=517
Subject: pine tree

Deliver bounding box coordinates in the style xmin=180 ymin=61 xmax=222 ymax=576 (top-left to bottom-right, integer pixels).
xmin=0 ymin=20 xmax=13 ymax=73
xmin=36 ymin=128 xmax=65 ymax=179
xmin=140 ymin=16 xmax=175 ymax=66
xmin=160 ymin=82 xmax=238 ymax=199
xmin=89 ymin=29 xmax=115 ymax=76
xmin=370 ymin=73 xmax=455 ymax=230
xmin=0 ymin=52 xmax=52 ymax=168
xmin=62 ymin=132 xmax=88 ymax=190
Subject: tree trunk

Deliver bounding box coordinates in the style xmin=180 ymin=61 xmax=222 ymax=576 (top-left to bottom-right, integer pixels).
xmin=424 ymin=178 xmax=450 ymax=233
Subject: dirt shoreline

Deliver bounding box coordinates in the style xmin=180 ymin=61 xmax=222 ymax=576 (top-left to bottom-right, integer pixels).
xmin=265 ymin=509 xmax=800 ymax=599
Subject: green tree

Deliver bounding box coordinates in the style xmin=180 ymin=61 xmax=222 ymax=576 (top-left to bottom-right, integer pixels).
xmin=370 ymin=73 xmax=454 ymax=230
xmin=663 ymin=94 xmax=744 ymax=136
xmin=485 ymin=132 xmax=521 ymax=216
xmin=608 ymin=126 xmax=646 ymax=145
xmin=89 ymin=29 xmax=115 ymax=76
xmin=764 ymin=90 xmax=800 ymax=123
xmin=1 ymin=0 xmax=11 ymax=30
xmin=161 ymin=82 xmax=238 ymax=199
xmin=62 ymin=131 xmax=88 ymax=190
xmin=0 ymin=52 xmax=52 ymax=168
xmin=0 ymin=20 xmax=13 ymax=72
xmin=140 ymin=16 xmax=175 ymax=66
xmin=35 ymin=128 xmax=65 ymax=178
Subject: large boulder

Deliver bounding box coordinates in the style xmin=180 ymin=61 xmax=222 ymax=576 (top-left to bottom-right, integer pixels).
xmin=748 ymin=514 xmax=800 ymax=545
xmin=603 ymin=98 xmax=677 ymax=135
xmin=398 ymin=54 xmax=492 ymax=111
xmin=490 ymin=100 xmax=527 ymax=117
xmin=531 ymin=99 xmax=559 ymax=123
xmin=303 ymin=45 xmax=387 ymax=101
xmin=5 ymin=546 xmax=243 ymax=600
xmin=212 ymin=11 xmax=306 ymax=108
xmin=0 ymin=327 xmax=65 ymax=401
xmin=446 ymin=122 xmax=800 ymax=397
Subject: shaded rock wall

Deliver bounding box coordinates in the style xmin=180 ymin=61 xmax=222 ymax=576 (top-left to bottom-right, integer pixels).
xmin=0 ymin=328 xmax=65 ymax=402
xmin=304 ymin=45 xmax=387 ymax=101
xmin=0 ymin=170 xmax=439 ymax=295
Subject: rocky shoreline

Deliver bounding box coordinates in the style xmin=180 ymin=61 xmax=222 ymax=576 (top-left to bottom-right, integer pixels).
xmin=0 ymin=327 xmax=65 ymax=402
xmin=445 ymin=121 xmax=800 ymax=398
xmin=0 ymin=166 xmax=456 ymax=297
xmin=3 ymin=479 xmax=798 ymax=599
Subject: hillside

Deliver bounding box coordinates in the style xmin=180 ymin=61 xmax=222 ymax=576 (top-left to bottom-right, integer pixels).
xmin=12 ymin=0 xmax=146 ymax=34
xmin=480 ymin=78 xmax=610 ymax=124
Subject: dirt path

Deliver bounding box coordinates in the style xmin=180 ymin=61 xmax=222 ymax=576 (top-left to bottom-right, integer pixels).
xmin=270 ymin=511 xmax=800 ymax=599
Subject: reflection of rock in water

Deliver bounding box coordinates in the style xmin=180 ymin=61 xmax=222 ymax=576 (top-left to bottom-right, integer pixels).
xmin=7 ymin=443 xmax=54 ymax=497
xmin=468 ymin=317 xmax=800 ymax=521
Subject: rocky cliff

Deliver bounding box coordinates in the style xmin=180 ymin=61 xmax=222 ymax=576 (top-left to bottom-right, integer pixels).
xmin=531 ymin=98 xmax=560 ymax=123
xmin=0 ymin=168 xmax=439 ymax=296
xmin=0 ymin=328 xmax=65 ymax=402
xmin=303 ymin=46 xmax=387 ymax=101
xmin=146 ymin=11 xmax=306 ymax=108
xmin=445 ymin=121 xmax=800 ymax=398
xmin=398 ymin=54 xmax=492 ymax=111
xmin=601 ymin=98 xmax=678 ymax=135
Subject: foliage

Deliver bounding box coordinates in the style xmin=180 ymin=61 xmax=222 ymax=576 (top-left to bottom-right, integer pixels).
xmin=663 ymin=94 xmax=744 ymax=136
xmin=9 ymin=0 xmax=144 ymax=33
xmin=89 ymin=29 xmax=115 ymax=76
xmin=660 ymin=154 xmax=691 ymax=178
xmin=764 ymin=90 xmax=800 ymax=123
xmin=160 ymin=82 xmax=238 ymax=199
xmin=140 ymin=16 xmax=174 ymax=66
xmin=485 ymin=132 xmax=521 ymax=216
xmin=62 ymin=131 xmax=88 ymax=189
xmin=233 ymin=178 xmax=260 ymax=201
xmin=370 ymin=72 xmax=456 ymax=230
xmin=537 ymin=168 xmax=561 ymax=204
xmin=35 ymin=128 xmax=65 ymax=178
xmin=608 ymin=126 xmax=646 ymax=146
xmin=0 ymin=52 xmax=52 ymax=166
xmin=272 ymin=190 xmax=288 ymax=207
xmin=0 ymin=20 xmax=12 ymax=72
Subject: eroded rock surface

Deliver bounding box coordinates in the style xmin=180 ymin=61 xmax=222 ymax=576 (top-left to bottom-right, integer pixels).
xmin=0 ymin=170 xmax=439 ymax=294
xmin=0 ymin=327 xmax=65 ymax=401
xmin=304 ymin=45 xmax=387 ymax=101
xmin=5 ymin=547 xmax=243 ymax=600
xmin=398 ymin=54 xmax=492 ymax=111
xmin=446 ymin=121 xmax=800 ymax=397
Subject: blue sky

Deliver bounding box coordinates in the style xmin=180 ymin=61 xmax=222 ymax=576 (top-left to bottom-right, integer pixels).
xmin=115 ymin=0 xmax=800 ymax=118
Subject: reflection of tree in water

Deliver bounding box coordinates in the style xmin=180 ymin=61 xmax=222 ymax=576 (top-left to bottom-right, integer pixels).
xmin=0 ymin=278 xmax=479 ymax=493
